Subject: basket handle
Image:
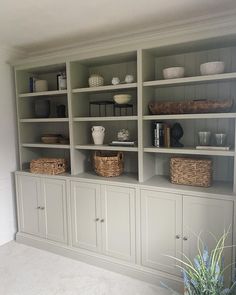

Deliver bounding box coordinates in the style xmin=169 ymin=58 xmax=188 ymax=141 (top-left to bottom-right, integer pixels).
xmin=117 ymin=152 xmax=124 ymax=161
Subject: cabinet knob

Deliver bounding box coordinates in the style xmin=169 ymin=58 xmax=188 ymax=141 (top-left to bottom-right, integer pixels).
xmin=36 ymin=206 xmax=41 ymax=209
xmin=40 ymin=207 xmax=45 ymax=210
xmin=95 ymin=218 xmax=100 ymax=222
xmin=100 ymin=219 xmax=105 ymax=223
xmin=175 ymin=235 xmax=181 ymax=239
xmin=183 ymin=236 xmax=188 ymax=241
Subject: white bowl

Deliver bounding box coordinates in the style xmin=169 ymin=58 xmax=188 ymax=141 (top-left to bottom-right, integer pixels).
xmin=113 ymin=94 xmax=131 ymax=104
xmin=200 ymin=61 xmax=225 ymax=75
xmin=163 ymin=67 xmax=185 ymax=79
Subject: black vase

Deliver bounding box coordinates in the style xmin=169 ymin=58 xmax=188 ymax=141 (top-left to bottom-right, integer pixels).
xmin=170 ymin=123 xmax=184 ymax=147
xmin=34 ymin=99 xmax=50 ymax=118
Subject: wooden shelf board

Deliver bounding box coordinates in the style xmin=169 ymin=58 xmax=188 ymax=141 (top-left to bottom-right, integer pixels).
xmin=73 ymin=116 xmax=138 ymax=122
xmin=143 ymin=72 xmax=236 ymax=88
xmin=144 ymin=147 xmax=235 ymax=156
xmin=72 ymin=83 xmax=137 ymax=93
xmin=75 ymin=144 xmax=138 ymax=152
xmin=142 ymin=175 xmax=234 ymax=198
xmin=19 ymin=90 xmax=67 ymax=97
xmin=74 ymin=171 xmax=139 ymax=185
xmin=21 ymin=143 xmax=70 ymax=149
xmin=20 ymin=118 xmax=69 ymax=123
xmin=143 ymin=113 xmax=236 ymax=120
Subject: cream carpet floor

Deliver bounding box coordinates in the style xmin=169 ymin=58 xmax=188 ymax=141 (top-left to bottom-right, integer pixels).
xmin=0 ymin=241 xmax=170 ymax=295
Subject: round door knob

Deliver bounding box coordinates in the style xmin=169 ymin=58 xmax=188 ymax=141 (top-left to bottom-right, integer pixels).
xmin=40 ymin=207 xmax=45 ymax=210
xmin=95 ymin=218 xmax=100 ymax=222
xmin=175 ymin=235 xmax=181 ymax=239
xmin=36 ymin=206 xmax=41 ymax=209
xmin=100 ymin=219 xmax=105 ymax=223
xmin=183 ymin=236 xmax=188 ymax=241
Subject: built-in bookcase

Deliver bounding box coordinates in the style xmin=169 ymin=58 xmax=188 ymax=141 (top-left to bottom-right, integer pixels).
xmin=14 ymin=40 xmax=236 ymax=194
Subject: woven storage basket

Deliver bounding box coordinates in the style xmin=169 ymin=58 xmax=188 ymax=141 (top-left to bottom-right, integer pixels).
xmin=170 ymin=157 xmax=212 ymax=187
xmin=88 ymin=74 xmax=104 ymax=87
xmin=149 ymin=99 xmax=233 ymax=115
xmin=93 ymin=151 xmax=124 ymax=177
xmin=30 ymin=158 xmax=66 ymax=175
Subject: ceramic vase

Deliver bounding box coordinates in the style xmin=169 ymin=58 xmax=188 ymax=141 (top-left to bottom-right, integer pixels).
xmin=91 ymin=126 xmax=105 ymax=145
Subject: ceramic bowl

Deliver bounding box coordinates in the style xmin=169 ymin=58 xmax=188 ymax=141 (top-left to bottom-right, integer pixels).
xmin=163 ymin=67 xmax=185 ymax=79
xmin=113 ymin=94 xmax=131 ymax=104
xmin=200 ymin=61 xmax=225 ymax=75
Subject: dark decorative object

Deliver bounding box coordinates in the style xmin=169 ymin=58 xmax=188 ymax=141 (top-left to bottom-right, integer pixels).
xmin=114 ymin=103 xmax=133 ymax=116
xmin=89 ymin=101 xmax=134 ymax=116
xmin=56 ymin=104 xmax=66 ymax=117
xmin=89 ymin=101 xmax=114 ymax=116
xmin=34 ymin=99 xmax=50 ymax=118
xmin=170 ymin=123 xmax=184 ymax=147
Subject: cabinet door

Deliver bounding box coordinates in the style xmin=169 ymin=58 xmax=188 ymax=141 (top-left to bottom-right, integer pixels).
xmin=101 ymin=185 xmax=136 ymax=262
xmin=16 ymin=175 xmax=43 ymax=237
xmin=70 ymin=181 xmax=101 ymax=252
xmin=41 ymin=178 xmax=68 ymax=244
xmin=141 ymin=190 xmax=182 ymax=275
xmin=183 ymin=196 xmax=233 ymax=283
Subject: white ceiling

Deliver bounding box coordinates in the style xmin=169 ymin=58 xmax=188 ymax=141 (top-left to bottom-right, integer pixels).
xmin=1 ymin=0 xmax=236 ymax=54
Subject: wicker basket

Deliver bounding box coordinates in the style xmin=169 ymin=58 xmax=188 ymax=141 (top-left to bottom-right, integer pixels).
xmin=93 ymin=151 xmax=124 ymax=177
xmin=170 ymin=157 xmax=212 ymax=187
xmin=30 ymin=158 xmax=66 ymax=175
xmin=88 ymin=74 xmax=104 ymax=87
xmin=149 ymin=99 xmax=233 ymax=115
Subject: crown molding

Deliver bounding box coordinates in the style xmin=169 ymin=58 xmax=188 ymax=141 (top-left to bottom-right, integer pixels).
xmin=0 ymin=46 xmax=27 ymax=63
xmin=12 ymin=9 xmax=236 ymax=65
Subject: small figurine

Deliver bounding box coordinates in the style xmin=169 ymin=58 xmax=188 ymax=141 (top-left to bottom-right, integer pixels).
xmin=170 ymin=123 xmax=184 ymax=147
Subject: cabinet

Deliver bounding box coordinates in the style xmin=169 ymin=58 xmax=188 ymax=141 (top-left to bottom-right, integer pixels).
xmin=17 ymin=174 xmax=43 ymax=237
xmin=70 ymin=181 xmax=101 ymax=252
xmin=70 ymin=181 xmax=136 ymax=262
xmin=183 ymin=195 xmax=234 ymax=283
xmin=17 ymin=174 xmax=68 ymax=244
xmin=141 ymin=189 xmax=182 ymax=275
xmin=141 ymin=189 xmax=234 ymax=277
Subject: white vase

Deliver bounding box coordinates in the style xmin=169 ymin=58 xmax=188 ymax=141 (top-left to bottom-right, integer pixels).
xmin=91 ymin=126 xmax=105 ymax=145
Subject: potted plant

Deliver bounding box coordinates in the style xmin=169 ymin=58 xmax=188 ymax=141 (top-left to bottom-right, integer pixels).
xmin=162 ymin=232 xmax=236 ymax=295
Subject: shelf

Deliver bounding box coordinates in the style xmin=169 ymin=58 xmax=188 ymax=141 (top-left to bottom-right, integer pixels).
xmin=142 ymin=175 xmax=234 ymax=198
xmin=143 ymin=72 xmax=236 ymax=88
xmin=21 ymin=143 xmax=70 ymax=149
xmin=74 ymin=172 xmax=139 ymax=184
xmin=143 ymin=113 xmax=236 ymax=120
xmin=20 ymin=118 xmax=69 ymax=123
xmin=18 ymin=90 xmax=68 ymax=98
xmin=72 ymin=83 xmax=137 ymax=93
xmin=75 ymin=144 xmax=138 ymax=152
xmin=73 ymin=116 xmax=138 ymax=122
xmin=144 ymin=147 xmax=235 ymax=157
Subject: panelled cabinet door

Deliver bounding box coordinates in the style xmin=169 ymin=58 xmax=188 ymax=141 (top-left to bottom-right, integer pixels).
xmin=41 ymin=178 xmax=68 ymax=244
xmin=70 ymin=181 xmax=101 ymax=252
xmin=16 ymin=175 xmax=43 ymax=237
xmin=101 ymin=185 xmax=136 ymax=263
xmin=183 ymin=196 xmax=233 ymax=283
xmin=141 ymin=190 xmax=182 ymax=276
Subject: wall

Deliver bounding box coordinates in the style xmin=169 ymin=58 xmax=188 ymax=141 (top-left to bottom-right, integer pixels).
xmin=0 ymin=48 xmax=23 ymax=245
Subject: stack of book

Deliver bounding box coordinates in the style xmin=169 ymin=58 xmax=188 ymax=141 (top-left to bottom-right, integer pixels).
xmin=153 ymin=122 xmax=171 ymax=148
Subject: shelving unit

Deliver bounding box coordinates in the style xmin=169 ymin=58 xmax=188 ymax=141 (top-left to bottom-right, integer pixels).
xmin=14 ymin=41 xmax=236 ymax=193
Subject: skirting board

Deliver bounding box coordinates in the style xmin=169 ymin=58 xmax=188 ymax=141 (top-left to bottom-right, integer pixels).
xmin=16 ymin=232 xmax=183 ymax=292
